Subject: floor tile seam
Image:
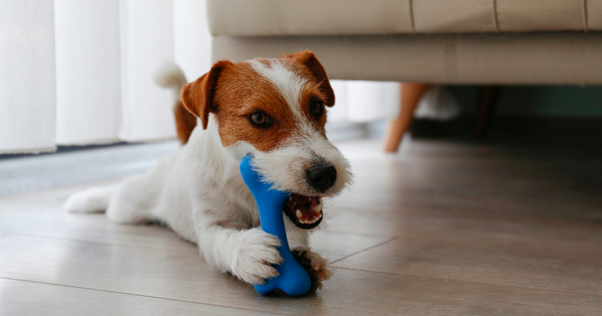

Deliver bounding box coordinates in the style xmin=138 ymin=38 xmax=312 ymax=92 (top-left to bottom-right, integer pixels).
xmin=0 ymin=277 xmax=287 ymax=315
xmin=321 ymin=229 xmax=394 ymax=239
xmin=3 ymin=233 xmax=199 ymax=254
xmin=0 ymin=176 xmax=129 ymax=198
xmin=314 ymin=229 xmax=394 ymax=239
xmin=331 ymin=267 xmax=602 ymax=299
xmin=329 ymin=237 xmax=397 ymax=264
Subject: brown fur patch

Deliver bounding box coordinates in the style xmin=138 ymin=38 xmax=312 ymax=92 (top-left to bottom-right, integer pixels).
xmin=284 ymin=50 xmax=335 ymax=108
xmin=173 ymin=100 xmax=197 ymax=145
xmin=178 ymin=51 xmax=334 ymax=151
xmin=214 ymin=62 xmax=297 ymax=151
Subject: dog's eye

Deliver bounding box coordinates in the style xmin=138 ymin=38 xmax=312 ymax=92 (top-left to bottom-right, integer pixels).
xmin=310 ymin=101 xmax=324 ymax=119
xmin=249 ymin=112 xmax=272 ymax=128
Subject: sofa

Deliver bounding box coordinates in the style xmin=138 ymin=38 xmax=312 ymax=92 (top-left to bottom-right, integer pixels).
xmin=207 ymin=0 xmax=602 ymax=151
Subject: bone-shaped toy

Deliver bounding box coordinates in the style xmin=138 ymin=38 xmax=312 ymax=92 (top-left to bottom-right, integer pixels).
xmin=239 ymin=154 xmax=312 ymax=296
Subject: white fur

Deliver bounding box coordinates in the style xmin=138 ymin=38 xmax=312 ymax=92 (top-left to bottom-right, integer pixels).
xmin=251 ymin=131 xmax=351 ymax=196
xmin=153 ymin=61 xmax=188 ymax=105
xmin=64 ymin=60 xmax=350 ymax=288
xmin=249 ymin=59 xmax=307 ymax=121
xmin=64 ymin=185 xmax=119 ymax=213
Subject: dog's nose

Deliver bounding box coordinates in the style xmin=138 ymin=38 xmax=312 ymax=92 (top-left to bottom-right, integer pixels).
xmin=306 ymin=163 xmax=337 ymax=193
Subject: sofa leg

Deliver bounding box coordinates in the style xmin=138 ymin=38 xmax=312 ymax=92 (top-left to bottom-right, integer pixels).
xmin=476 ymin=85 xmax=501 ymax=137
xmin=383 ymin=83 xmax=430 ymax=153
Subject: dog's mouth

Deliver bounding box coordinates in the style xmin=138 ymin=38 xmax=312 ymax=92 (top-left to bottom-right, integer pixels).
xmin=283 ymin=193 xmax=323 ymax=229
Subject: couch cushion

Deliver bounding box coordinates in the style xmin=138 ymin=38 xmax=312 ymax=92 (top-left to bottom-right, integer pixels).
xmin=208 ymin=0 xmax=413 ymax=36
xmin=589 ymin=0 xmax=602 ymax=30
xmin=497 ymin=0 xmax=585 ymax=31
xmin=208 ymin=0 xmax=599 ymax=36
xmin=212 ymin=32 xmax=602 ymax=84
xmin=413 ymin=0 xmax=498 ymax=33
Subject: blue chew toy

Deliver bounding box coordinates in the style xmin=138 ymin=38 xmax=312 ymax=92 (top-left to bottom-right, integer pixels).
xmin=239 ymin=154 xmax=312 ymax=296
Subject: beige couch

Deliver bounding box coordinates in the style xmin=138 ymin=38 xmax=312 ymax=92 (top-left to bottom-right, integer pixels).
xmin=207 ymin=0 xmax=602 ymax=150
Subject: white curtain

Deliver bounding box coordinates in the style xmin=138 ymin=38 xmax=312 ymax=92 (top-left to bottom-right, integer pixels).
xmin=0 ymin=0 xmax=399 ymax=154
xmin=0 ymin=0 xmax=57 ymax=153
xmin=54 ymin=0 xmax=121 ymax=145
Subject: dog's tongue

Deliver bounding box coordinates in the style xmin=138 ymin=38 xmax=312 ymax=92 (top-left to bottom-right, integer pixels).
xmin=286 ymin=194 xmax=322 ymax=223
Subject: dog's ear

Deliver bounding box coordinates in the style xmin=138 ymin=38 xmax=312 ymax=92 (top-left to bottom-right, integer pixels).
xmin=181 ymin=60 xmax=232 ymax=129
xmin=284 ymin=50 xmax=335 ymax=107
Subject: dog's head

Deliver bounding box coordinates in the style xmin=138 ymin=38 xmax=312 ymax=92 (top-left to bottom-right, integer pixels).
xmin=181 ymin=51 xmax=352 ymax=229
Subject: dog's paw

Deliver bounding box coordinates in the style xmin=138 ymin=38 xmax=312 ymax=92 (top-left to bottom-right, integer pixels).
xmin=232 ymin=229 xmax=283 ymax=285
xmin=292 ymin=248 xmax=333 ymax=292
xmin=64 ymin=187 xmax=111 ymax=213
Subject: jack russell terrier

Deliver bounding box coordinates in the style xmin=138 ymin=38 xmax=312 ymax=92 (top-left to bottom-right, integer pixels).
xmin=64 ymin=51 xmax=352 ymax=291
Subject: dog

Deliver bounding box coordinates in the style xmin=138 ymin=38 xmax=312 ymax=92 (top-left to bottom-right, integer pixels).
xmin=64 ymin=51 xmax=352 ymax=291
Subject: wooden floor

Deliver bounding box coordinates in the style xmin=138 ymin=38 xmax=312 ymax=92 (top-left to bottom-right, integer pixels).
xmin=0 ymin=138 xmax=601 ymax=315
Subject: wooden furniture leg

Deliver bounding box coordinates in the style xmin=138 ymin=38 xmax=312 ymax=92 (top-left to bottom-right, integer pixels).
xmin=476 ymin=85 xmax=501 ymax=137
xmin=383 ymin=83 xmax=430 ymax=153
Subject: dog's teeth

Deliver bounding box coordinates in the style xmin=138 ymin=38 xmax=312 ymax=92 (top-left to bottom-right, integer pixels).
xmin=296 ymin=209 xmax=302 ymax=219
xmin=311 ymin=203 xmax=323 ymax=213
xmin=293 ymin=201 xmax=296 ymax=205
xmin=288 ymin=196 xmax=293 ymax=201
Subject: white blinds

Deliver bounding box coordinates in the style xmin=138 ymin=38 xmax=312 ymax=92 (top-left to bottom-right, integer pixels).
xmin=0 ymin=0 xmax=400 ymax=154
xmin=0 ymin=0 xmax=212 ymax=153
xmin=0 ymin=0 xmax=57 ymax=153
xmin=54 ymin=0 xmax=122 ymax=145
xmin=119 ymin=0 xmax=176 ymax=141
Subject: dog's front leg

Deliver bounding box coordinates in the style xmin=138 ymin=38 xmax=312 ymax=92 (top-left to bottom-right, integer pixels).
xmin=284 ymin=217 xmax=333 ymax=291
xmin=198 ymin=225 xmax=283 ymax=285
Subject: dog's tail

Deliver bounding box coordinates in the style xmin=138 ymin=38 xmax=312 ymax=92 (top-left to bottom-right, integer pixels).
xmin=154 ymin=61 xmax=197 ymax=145
xmin=63 ymin=185 xmax=119 ymax=214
